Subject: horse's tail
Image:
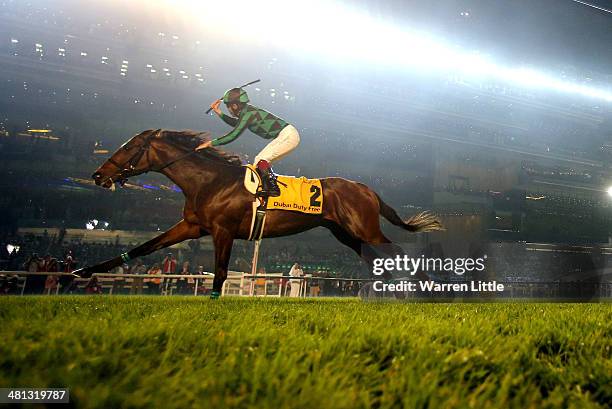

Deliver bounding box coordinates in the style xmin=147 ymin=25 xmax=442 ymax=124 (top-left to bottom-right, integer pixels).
xmin=376 ymin=194 xmax=445 ymax=232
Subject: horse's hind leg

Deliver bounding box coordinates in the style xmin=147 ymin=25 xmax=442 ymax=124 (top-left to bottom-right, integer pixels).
xmin=325 ymin=222 xmax=363 ymax=253
xmin=326 ymin=220 xmax=429 ymax=281
xmin=325 ymin=222 xmax=388 ymax=273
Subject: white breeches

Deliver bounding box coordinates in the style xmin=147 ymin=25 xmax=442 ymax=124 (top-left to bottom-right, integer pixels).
xmin=254 ymin=125 xmax=300 ymax=165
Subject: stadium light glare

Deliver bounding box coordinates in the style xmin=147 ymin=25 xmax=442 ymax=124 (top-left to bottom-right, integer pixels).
xmin=160 ymin=0 xmax=612 ymax=102
xmin=607 ymin=186 xmax=612 ymax=198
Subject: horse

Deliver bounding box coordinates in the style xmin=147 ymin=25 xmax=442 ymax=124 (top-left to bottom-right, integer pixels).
xmin=74 ymin=129 xmax=444 ymax=295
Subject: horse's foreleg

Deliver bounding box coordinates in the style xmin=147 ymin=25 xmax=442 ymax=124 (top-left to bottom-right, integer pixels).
xmin=75 ymin=220 xmax=205 ymax=277
xmin=210 ymin=227 xmax=234 ymax=298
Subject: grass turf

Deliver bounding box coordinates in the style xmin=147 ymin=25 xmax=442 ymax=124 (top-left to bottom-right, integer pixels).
xmin=0 ymin=297 xmax=610 ymax=408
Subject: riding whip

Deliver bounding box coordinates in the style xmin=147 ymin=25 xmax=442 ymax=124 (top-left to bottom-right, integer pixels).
xmin=205 ymin=79 xmax=261 ymax=114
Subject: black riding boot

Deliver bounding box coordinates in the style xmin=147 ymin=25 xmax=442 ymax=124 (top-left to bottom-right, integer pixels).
xmin=257 ymin=167 xmax=281 ymax=197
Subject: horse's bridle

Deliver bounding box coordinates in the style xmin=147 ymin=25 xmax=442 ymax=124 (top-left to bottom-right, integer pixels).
xmin=105 ymin=130 xmax=159 ymax=185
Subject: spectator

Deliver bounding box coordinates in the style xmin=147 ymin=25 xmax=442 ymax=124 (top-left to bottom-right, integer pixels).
xmin=132 ymin=259 xmax=147 ymax=275
xmin=0 ymin=275 xmax=20 ymax=295
xmin=162 ymin=252 xmax=177 ymax=274
xmin=111 ymin=264 xmax=126 ymax=275
xmin=194 ymin=265 xmax=209 ymax=295
xmin=63 ymin=250 xmax=76 ymax=273
xmin=177 ymin=261 xmax=190 ymax=295
xmin=6 ymin=247 xmax=18 ymax=270
xmin=146 ymin=263 xmax=162 ymax=295
xmin=84 ymin=276 xmax=103 ymax=294
xmin=288 ymin=263 xmax=303 ymax=297
xmin=23 ymin=253 xmax=41 ymax=272
xmin=309 ymin=271 xmax=321 ymax=297
xmin=22 ymin=253 xmax=45 ymax=294
xmin=44 ymin=257 xmax=60 ymax=294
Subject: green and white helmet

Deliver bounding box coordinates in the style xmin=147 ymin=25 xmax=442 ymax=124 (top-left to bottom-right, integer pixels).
xmin=222 ymin=87 xmax=249 ymax=104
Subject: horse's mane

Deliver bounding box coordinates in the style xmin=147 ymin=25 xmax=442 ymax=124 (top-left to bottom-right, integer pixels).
xmin=158 ymin=129 xmax=243 ymax=166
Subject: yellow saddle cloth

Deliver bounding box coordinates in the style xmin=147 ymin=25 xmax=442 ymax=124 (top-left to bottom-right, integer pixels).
xmin=244 ymin=165 xmax=323 ymax=215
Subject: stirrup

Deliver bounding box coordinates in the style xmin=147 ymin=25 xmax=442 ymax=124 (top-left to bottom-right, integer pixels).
xmin=256 ymin=168 xmax=281 ymax=197
xmin=257 ymin=187 xmax=281 ymax=198
xmin=259 ymin=180 xmax=281 ymax=197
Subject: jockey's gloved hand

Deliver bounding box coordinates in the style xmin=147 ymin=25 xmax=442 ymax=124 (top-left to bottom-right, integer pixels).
xmin=210 ymin=99 xmax=222 ymax=115
xmin=196 ymin=140 xmax=213 ymax=151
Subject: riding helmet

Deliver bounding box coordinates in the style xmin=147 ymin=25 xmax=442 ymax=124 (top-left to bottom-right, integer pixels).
xmin=222 ymin=88 xmax=249 ymax=105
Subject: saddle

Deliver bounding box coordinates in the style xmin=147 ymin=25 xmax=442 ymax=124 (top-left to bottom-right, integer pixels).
xmin=243 ymin=164 xmax=323 ymax=240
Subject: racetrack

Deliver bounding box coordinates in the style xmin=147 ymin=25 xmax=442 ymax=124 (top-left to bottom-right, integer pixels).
xmin=0 ymin=297 xmax=610 ymax=408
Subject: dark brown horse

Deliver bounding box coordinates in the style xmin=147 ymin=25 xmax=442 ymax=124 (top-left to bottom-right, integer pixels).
xmin=75 ymin=129 xmax=443 ymax=294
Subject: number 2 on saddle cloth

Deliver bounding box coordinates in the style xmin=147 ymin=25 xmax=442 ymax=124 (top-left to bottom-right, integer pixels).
xmin=243 ymin=164 xmax=323 ymax=240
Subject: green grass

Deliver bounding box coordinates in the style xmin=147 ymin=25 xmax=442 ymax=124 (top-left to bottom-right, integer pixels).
xmin=0 ymin=297 xmax=610 ymax=409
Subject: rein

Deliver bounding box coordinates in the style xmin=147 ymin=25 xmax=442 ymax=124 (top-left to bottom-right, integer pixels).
xmin=153 ymin=151 xmax=196 ymax=172
xmin=154 ymin=144 xmax=244 ymax=172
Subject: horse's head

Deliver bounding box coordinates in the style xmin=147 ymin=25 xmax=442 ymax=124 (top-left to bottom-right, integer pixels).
xmin=92 ymin=129 xmax=239 ymax=189
xmin=92 ymin=129 xmax=161 ymax=188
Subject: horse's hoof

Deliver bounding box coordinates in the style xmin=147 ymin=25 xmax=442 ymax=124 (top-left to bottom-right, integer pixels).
xmin=72 ymin=267 xmax=93 ymax=278
xmin=210 ymin=291 xmax=220 ymax=299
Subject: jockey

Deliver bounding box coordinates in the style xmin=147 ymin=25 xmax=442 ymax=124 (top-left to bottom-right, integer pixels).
xmin=196 ymin=87 xmax=300 ymax=197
